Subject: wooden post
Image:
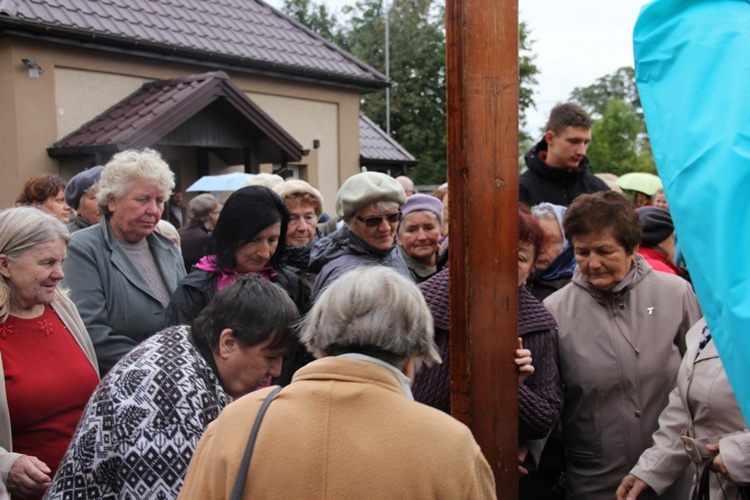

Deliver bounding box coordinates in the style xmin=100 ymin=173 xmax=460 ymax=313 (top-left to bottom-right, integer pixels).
xmin=446 ymin=0 xmax=519 ymax=495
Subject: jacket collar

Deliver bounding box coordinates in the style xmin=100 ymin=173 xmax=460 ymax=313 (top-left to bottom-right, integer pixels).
xmin=572 ymin=253 xmax=651 ymax=302
xmin=100 ymin=217 xmax=182 ymax=303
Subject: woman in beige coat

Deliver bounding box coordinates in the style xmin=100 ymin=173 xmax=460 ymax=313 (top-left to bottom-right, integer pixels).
xmin=179 ymin=267 xmax=496 ymax=499
xmin=544 ymin=192 xmax=702 ymax=499
xmin=617 ymin=318 xmax=750 ymax=499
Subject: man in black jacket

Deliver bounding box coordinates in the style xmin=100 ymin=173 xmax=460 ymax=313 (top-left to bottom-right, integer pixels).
xmin=520 ymin=103 xmax=608 ymax=206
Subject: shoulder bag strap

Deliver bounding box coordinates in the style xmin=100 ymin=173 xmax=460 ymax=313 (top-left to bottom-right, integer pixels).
xmin=230 ymin=385 xmax=283 ymax=500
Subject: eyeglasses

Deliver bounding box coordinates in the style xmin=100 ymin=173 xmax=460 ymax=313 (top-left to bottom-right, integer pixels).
xmin=355 ymin=211 xmax=402 ymax=227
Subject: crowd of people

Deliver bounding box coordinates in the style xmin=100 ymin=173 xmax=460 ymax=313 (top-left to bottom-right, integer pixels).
xmin=0 ymin=101 xmax=746 ymax=500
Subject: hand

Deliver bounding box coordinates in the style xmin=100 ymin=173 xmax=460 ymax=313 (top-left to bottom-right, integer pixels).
xmin=515 ymin=337 xmax=534 ymax=385
xmin=616 ymin=474 xmax=650 ymax=499
xmin=706 ymin=443 xmax=735 ymax=483
xmin=7 ymin=455 xmax=52 ymax=497
xmin=518 ymin=444 xmax=529 ymax=476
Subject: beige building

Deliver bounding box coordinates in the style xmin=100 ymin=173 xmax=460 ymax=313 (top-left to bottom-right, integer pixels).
xmin=0 ymin=0 xmax=416 ymax=213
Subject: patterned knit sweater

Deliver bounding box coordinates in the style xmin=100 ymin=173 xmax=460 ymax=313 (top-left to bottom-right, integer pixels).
xmin=46 ymin=326 xmax=228 ymax=499
xmin=413 ymin=269 xmax=562 ymax=440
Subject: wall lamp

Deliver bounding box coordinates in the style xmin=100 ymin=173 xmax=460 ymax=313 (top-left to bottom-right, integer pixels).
xmin=22 ymin=58 xmax=43 ymax=78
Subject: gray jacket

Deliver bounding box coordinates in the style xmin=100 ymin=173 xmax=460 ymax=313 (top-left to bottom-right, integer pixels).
xmin=308 ymin=226 xmax=411 ymax=298
xmin=62 ymin=218 xmax=185 ymax=375
xmin=630 ymin=318 xmax=750 ymax=499
xmin=544 ymin=255 xmax=702 ymax=499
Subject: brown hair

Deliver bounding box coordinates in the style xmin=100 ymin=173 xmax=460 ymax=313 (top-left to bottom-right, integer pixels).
xmin=16 ymin=175 xmax=66 ymax=206
xmin=563 ymin=191 xmax=642 ymax=255
xmin=519 ymin=204 xmax=545 ymax=261
xmin=545 ymin=103 xmax=593 ymax=135
xmin=284 ymin=192 xmax=323 ymax=217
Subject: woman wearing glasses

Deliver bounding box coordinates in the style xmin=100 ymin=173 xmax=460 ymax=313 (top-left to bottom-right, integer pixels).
xmin=309 ymin=171 xmax=410 ymax=298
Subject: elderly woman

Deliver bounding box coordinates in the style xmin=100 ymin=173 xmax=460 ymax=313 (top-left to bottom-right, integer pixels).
xmin=543 ymin=191 xmax=702 ymax=498
xmin=168 ymin=186 xmax=305 ymax=327
xmin=0 ymin=207 xmax=99 ymax=499
xmin=179 ymin=267 xmax=495 ymax=499
xmin=309 ymin=171 xmax=409 ymax=297
xmin=617 ymin=318 xmax=750 ymax=499
xmin=179 ymin=193 xmax=221 ymax=271
xmin=414 ymin=209 xmax=560 ymax=469
xmin=528 ymin=202 xmax=577 ymax=302
xmin=397 ymin=193 xmax=444 ymax=283
xmin=62 ymin=149 xmax=186 ymax=375
xmin=64 ymin=166 xmax=104 ymax=232
xmin=46 ymin=276 xmax=299 ymax=499
xmin=16 ymin=175 xmax=71 ymax=223
xmin=636 ymin=206 xmax=683 ymax=276
xmin=273 ymin=179 xmax=325 ymax=292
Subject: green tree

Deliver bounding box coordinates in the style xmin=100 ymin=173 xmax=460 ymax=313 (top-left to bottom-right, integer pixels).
xmin=585 ymin=99 xmax=655 ymax=176
xmin=282 ymin=0 xmax=343 ymax=44
xmin=570 ymin=66 xmax=640 ymax=119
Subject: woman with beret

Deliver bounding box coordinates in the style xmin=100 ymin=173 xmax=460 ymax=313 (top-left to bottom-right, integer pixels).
xmin=46 ymin=276 xmax=299 ymax=499
xmin=543 ymin=191 xmax=702 ymax=498
xmin=62 ymin=149 xmax=186 ymax=376
xmin=179 ymin=267 xmax=496 ymax=499
xmin=64 ymin=166 xmax=104 ymax=233
xmin=528 ymin=202 xmax=577 ymax=302
xmin=636 ymin=206 xmax=683 ymax=276
xmin=397 ymin=193 xmax=444 ymax=283
xmin=0 ymin=207 xmax=99 ymax=499
xmin=309 ymin=171 xmax=410 ymax=298
xmin=16 ymin=175 xmax=71 ymax=224
xmin=273 ymin=179 xmax=325 ymax=293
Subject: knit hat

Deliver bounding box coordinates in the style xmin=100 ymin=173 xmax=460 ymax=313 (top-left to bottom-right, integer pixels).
xmin=401 ymin=193 xmax=444 ymax=226
xmin=65 ymin=166 xmax=104 ymax=210
xmin=273 ymin=179 xmax=324 ymax=216
xmin=637 ymin=206 xmax=674 ymax=247
xmin=189 ymin=193 xmax=220 ymax=222
xmin=335 ymin=172 xmax=406 ymax=220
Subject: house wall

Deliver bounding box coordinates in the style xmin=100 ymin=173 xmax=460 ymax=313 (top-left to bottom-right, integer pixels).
xmin=0 ymin=37 xmax=361 ymax=213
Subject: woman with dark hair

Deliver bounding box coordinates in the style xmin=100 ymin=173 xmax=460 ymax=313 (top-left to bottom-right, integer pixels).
xmin=46 ymin=276 xmax=300 ymax=499
xmin=543 ymin=191 xmax=702 ymax=498
xmin=168 ymin=186 xmax=306 ymax=328
xmin=16 ymin=175 xmax=71 ymax=223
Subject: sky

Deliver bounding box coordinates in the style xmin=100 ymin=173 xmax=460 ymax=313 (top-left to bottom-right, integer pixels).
xmin=265 ymin=0 xmax=651 ymax=135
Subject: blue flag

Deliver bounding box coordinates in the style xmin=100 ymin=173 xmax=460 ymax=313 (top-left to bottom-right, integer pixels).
xmin=634 ymin=0 xmax=750 ymax=423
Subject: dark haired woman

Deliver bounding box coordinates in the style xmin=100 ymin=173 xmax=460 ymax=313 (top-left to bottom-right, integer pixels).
xmin=168 ymin=186 xmax=306 ymax=327
xmin=543 ymin=191 xmax=702 ymax=498
xmin=46 ymin=276 xmax=300 ymax=499
xmin=16 ymin=175 xmax=71 ymax=223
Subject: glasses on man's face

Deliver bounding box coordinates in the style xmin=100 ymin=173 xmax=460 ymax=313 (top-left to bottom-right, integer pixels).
xmin=355 ymin=211 xmax=402 ymax=227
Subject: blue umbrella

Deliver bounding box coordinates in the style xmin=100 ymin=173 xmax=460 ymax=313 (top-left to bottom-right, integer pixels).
xmin=186 ymin=172 xmax=255 ymax=192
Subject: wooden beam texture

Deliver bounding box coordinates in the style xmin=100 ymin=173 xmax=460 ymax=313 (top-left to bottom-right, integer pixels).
xmin=446 ymin=0 xmax=520 ymax=494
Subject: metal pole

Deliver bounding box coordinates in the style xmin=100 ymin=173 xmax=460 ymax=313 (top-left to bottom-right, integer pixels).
xmin=384 ymin=0 xmax=391 ymax=136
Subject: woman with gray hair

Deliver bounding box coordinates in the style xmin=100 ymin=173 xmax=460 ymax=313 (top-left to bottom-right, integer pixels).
xmin=179 ymin=267 xmax=496 ymax=499
xmin=309 ymin=171 xmax=410 ymax=298
xmin=0 ymin=207 xmax=99 ymax=498
xmin=62 ymin=148 xmax=186 ymax=375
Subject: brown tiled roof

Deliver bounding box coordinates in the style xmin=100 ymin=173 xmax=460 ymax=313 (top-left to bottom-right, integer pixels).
xmin=0 ymin=0 xmax=386 ymax=91
xmin=48 ymin=71 xmax=305 ymax=163
xmin=359 ymin=113 xmax=418 ymax=166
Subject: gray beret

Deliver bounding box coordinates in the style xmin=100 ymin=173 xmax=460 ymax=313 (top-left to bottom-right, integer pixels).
xmin=637 ymin=206 xmax=674 ymax=247
xmin=189 ymin=193 xmax=220 ymax=222
xmin=65 ymin=166 xmax=104 ymax=210
xmin=401 ymin=193 xmax=443 ymax=226
xmin=335 ymin=172 xmax=406 ymax=220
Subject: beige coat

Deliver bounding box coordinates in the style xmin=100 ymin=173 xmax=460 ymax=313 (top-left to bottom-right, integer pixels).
xmin=630 ymin=318 xmax=750 ymax=498
xmin=179 ymin=357 xmax=496 ymax=499
xmin=544 ymin=256 xmax=701 ymax=498
xmin=0 ymin=297 xmax=98 ymax=485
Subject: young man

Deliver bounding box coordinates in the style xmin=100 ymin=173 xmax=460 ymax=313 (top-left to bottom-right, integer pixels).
xmin=520 ymin=103 xmax=608 ymax=206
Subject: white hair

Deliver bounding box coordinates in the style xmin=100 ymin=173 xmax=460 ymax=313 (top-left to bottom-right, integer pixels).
xmin=97 ymin=149 xmax=175 ymax=215
xmin=300 ymin=267 xmax=440 ymax=368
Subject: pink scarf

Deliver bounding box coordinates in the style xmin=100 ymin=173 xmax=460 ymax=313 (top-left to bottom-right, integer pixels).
xmin=195 ymin=255 xmax=278 ymax=292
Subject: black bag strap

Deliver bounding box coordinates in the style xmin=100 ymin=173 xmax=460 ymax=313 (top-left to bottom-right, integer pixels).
xmin=230 ymin=385 xmax=283 ymax=500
